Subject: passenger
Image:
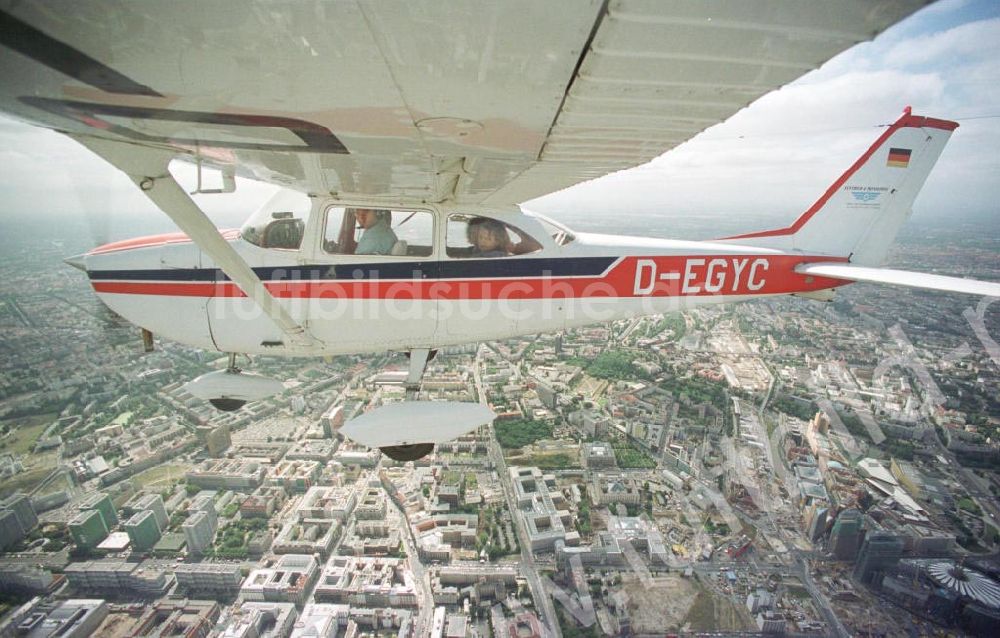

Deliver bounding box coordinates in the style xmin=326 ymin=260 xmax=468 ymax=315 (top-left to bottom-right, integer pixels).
xmin=470 ymin=219 xmax=510 ymax=258
xmin=506 ymin=225 xmax=543 ymax=255
xmin=354 ymin=209 xmax=397 ymax=255
xmin=465 ymin=216 xmax=487 ymax=248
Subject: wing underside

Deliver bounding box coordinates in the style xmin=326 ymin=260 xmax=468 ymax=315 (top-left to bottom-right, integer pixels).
xmin=0 ymin=0 xmax=929 ymax=205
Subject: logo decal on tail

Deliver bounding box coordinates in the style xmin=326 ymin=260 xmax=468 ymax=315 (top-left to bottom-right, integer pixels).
xmin=887 ymin=147 xmax=911 ymax=168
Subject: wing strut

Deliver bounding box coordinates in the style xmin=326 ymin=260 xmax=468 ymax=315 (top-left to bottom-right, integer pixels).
xmin=71 ymin=136 xmax=317 ymax=350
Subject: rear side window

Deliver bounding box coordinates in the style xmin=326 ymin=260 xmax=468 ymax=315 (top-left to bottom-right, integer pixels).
xmin=446 ymin=214 xmax=542 ymax=258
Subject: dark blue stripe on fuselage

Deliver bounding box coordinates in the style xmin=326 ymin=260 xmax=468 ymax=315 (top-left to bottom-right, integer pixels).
xmin=87 ymin=257 xmax=617 ymax=282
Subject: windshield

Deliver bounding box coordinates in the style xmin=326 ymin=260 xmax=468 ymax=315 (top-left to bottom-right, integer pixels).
xmin=240 ymin=190 xmax=311 ymax=250
xmin=523 ymin=211 xmax=575 ymax=246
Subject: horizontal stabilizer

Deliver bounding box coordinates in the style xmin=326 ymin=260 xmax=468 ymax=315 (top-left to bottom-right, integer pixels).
xmin=796 ymin=263 xmax=1000 ymax=297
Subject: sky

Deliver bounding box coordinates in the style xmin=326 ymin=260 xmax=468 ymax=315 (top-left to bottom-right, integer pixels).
xmin=1 ymin=0 xmax=999 ymax=240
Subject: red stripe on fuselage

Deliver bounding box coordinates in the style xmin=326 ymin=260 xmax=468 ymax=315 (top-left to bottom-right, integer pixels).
xmin=88 ymin=229 xmax=240 ymax=255
xmin=91 ymin=255 xmax=849 ymax=299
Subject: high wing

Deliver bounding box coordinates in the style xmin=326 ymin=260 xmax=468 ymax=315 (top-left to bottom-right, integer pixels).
xmin=0 ymin=0 xmax=930 ymax=206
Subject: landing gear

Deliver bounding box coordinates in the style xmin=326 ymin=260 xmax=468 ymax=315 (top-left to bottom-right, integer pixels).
xmin=341 ymin=349 xmax=490 ymax=462
xmin=210 ymin=354 xmax=247 ymax=411
xmin=404 ymin=348 xmax=435 ymax=395
xmin=390 ymin=348 xmax=437 ymax=460
xmin=380 ymin=443 xmax=435 ymax=462
xmin=209 ymin=397 xmax=246 ymax=412
xmin=183 ymin=353 xmax=284 ymax=412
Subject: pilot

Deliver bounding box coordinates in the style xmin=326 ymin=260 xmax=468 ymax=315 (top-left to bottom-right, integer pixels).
xmin=354 ymin=209 xmax=397 ymax=255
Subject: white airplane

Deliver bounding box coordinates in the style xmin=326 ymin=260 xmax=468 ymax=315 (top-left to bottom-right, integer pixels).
xmin=2 ymin=1 xmax=997 ymax=460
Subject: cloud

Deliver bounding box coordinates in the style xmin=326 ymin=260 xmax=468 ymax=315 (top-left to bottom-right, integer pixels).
xmin=0 ymin=116 xmax=279 ymax=230
xmin=532 ymin=7 xmax=1000 ymax=230
xmin=882 ymin=17 xmax=1000 ymax=68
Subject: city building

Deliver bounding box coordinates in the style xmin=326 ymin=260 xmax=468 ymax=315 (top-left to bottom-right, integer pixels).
xmin=890 ymin=458 xmax=924 ymax=499
xmin=288 ymin=603 xmax=346 ymax=637
xmin=830 ymin=509 xmax=864 ymax=561
xmin=174 ymin=563 xmax=243 ymax=598
xmin=756 ymin=611 xmax=786 ymax=634
xmin=0 ymin=564 xmax=59 ymax=595
xmin=854 ymin=532 xmax=905 ymax=585
xmin=510 ymin=467 xmax=572 ymax=552
xmin=131 ymin=600 xmax=219 ymax=638
xmin=195 ymin=423 xmax=232 ymax=457
xmin=188 ymin=493 xmax=218 ymax=526
xmin=242 ymin=554 xmax=319 ymax=607
xmin=581 ymin=442 xmax=617 ymax=469
xmin=431 ymin=564 xmax=518 ymax=605
xmin=123 ymin=510 xmax=161 ymax=551
xmin=568 ymin=410 xmax=609 ymax=438
xmin=321 ymin=405 xmax=344 ymax=438
xmin=355 ymin=488 xmax=387 ymax=520
xmin=96 ymin=532 xmax=131 ymax=553
xmin=286 ymin=439 xmax=338 ymax=462
xmin=591 ymin=476 xmax=642 ymax=507
xmin=63 ymin=560 xmax=172 ymax=597
xmin=217 ymin=602 xmax=298 ymax=638
xmin=68 ymin=509 xmax=109 ymax=551
xmin=314 ymin=556 xmax=417 ymax=608
xmin=266 ymin=459 xmax=322 ymax=493
xmin=13 ymin=599 xmax=108 ymax=638
xmin=186 ymin=459 xmax=264 ymax=490
xmin=151 ymin=533 xmax=187 ymax=557
xmin=231 ymin=441 xmax=290 ymax=464
xmin=182 ymin=510 xmax=217 ymax=555
xmin=0 ymin=493 xmax=38 ymax=535
xmin=804 ymin=505 xmax=828 ymax=543
xmin=77 ymin=492 xmax=118 ymax=528
xmin=298 ymin=485 xmax=357 ymax=520
xmin=273 ymin=515 xmax=338 ymax=556
xmin=0 ymin=509 xmax=26 ymax=551
xmin=747 ymin=589 xmax=774 ymax=613
xmin=124 ymin=493 xmax=168 ymax=532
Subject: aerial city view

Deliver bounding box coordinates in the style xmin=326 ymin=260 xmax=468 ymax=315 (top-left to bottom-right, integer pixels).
xmin=0 ymin=208 xmax=997 ymax=638
xmin=1 ymin=1 xmax=1000 ymax=638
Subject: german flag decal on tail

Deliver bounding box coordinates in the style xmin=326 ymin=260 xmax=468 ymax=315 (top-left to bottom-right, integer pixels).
xmin=887 ymin=147 xmax=911 ymax=168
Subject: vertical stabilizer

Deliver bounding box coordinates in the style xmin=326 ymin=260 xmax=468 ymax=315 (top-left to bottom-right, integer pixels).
xmin=722 ymin=109 xmax=957 ymax=266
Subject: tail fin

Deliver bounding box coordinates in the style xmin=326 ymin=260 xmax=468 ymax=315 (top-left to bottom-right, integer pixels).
xmin=722 ymin=109 xmax=958 ymax=266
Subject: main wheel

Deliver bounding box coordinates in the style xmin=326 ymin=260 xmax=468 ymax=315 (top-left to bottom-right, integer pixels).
xmin=380 ymin=443 xmax=434 ymax=462
xmin=208 ymin=398 xmax=246 ymax=411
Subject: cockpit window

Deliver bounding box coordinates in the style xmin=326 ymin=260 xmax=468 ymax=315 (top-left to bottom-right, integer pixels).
xmin=240 ymin=190 xmax=311 ymax=250
xmin=446 ymin=214 xmax=543 ymax=258
xmin=323 ymin=207 xmax=434 ymax=257
xmin=525 ymin=211 xmax=575 ymax=246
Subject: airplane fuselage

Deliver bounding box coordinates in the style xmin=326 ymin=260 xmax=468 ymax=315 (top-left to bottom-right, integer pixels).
xmin=75 ymin=208 xmax=848 ymax=357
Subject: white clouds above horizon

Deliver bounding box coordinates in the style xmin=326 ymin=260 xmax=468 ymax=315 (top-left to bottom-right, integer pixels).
xmin=530 ymin=0 xmax=1000 ymax=228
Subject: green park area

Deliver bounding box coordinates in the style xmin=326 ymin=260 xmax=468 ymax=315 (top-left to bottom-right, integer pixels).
xmin=0 ymin=413 xmax=59 ymax=497
xmin=611 ymin=440 xmax=656 ymax=469
xmin=494 ymin=419 xmax=553 ymax=449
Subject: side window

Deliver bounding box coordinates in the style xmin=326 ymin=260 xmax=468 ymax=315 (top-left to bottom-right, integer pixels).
xmin=446 ymin=214 xmax=543 ymax=258
xmin=323 ymin=207 xmax=433 ymax=257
